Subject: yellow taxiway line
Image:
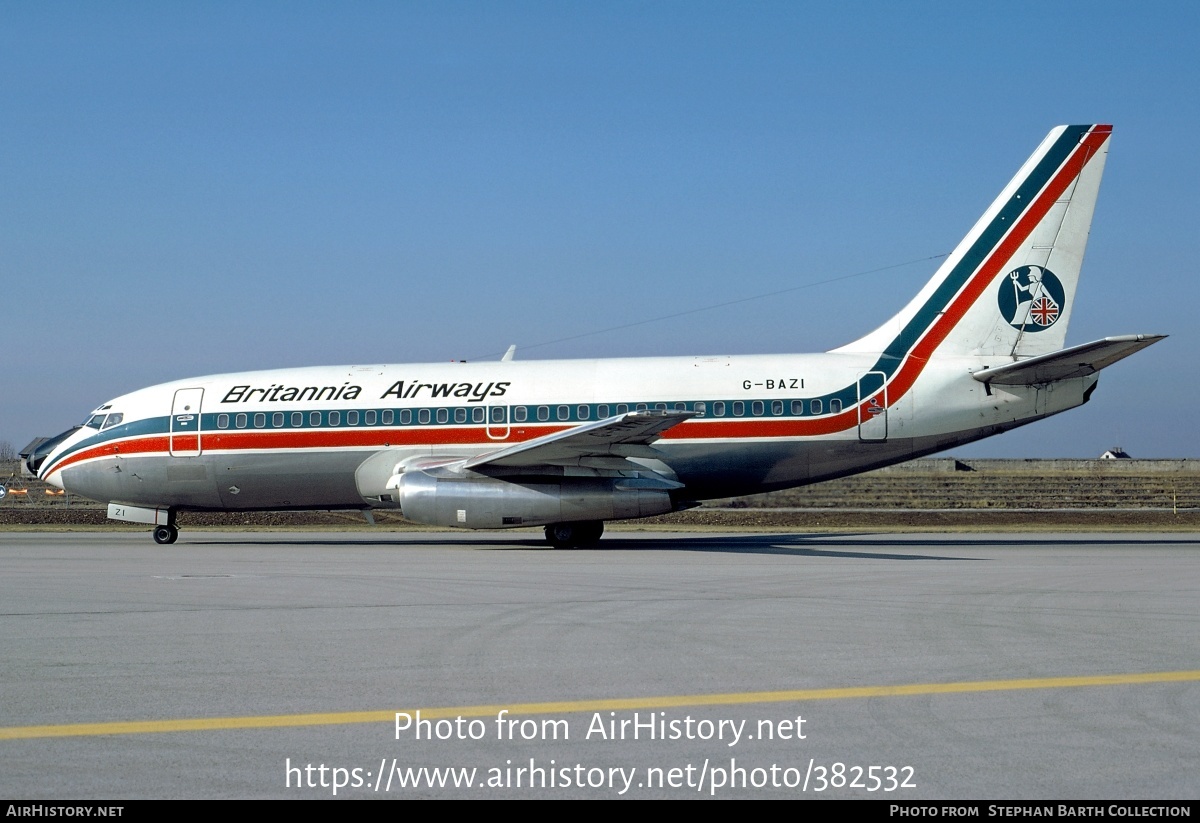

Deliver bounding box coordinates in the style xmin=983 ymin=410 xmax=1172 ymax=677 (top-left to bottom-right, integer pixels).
xmin=4 ymin=669 xmax=1198 ymax=741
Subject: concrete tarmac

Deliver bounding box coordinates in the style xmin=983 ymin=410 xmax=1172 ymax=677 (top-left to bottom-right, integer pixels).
xmin=1 ymin=530 xmax=1198 ymax=799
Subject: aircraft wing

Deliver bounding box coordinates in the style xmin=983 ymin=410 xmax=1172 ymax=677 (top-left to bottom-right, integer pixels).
xmin=971 ymin=334 xmax=1166 ymax=386
xmin=462 ymin=409 xmax=696 ymax=471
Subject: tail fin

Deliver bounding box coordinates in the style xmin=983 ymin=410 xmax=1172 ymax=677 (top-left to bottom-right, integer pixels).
xmin=835 ymin=125 xmax=1111 ymax=361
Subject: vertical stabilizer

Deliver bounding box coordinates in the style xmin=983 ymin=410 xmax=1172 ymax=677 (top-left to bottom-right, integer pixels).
xmin=835 ymin=125 xmax=1111 ymax=361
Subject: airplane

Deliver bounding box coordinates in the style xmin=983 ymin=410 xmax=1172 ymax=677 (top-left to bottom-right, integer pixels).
xmin=23 ymin=124 xmax=1165 ymax=546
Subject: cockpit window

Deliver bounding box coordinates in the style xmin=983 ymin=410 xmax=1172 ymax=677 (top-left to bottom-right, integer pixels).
xmin=101 ymin=413 xmax=123 ymax=429
xmin=84 ymin=414 xmax=106 ymax=429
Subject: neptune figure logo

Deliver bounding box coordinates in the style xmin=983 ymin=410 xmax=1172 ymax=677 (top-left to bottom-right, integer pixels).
xmin=997 ymin=265 xmax=1065 ymax=332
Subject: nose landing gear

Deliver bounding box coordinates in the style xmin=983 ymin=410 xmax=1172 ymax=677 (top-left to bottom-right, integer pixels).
xmin=103 ymin=503 xmax=179 ymax=544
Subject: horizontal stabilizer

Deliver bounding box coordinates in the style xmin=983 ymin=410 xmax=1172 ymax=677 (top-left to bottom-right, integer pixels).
xmin=463 ymin=410 xmax=695 ymax=470
xmin=971 ymin=335 xmax=1166 ymax=386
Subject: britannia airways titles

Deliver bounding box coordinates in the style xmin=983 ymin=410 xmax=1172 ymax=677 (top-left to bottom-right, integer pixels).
xmin=221 ymin=380 xmax=512 ymax=405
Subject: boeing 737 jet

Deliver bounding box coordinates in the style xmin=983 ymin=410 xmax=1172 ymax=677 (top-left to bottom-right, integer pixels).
xmin=24 ymin=124 xmax=1164 ymax=545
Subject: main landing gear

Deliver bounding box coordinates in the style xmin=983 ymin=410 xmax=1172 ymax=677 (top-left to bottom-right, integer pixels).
xmin=152 ymin=524 xmax=179 ymax=544
xmin=544 ymin=520 xmax=604 ymax=549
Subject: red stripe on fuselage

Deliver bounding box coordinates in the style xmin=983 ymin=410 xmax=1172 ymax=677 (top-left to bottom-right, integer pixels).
xmin=46 ymin=436 xmax=172 ymax=477
xmin=172 ymin=435 xmax=199 ymax=452
xmin=48 ymin=414 xmax=864 ymax=475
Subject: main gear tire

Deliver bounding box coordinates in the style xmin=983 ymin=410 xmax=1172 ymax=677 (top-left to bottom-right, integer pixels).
xmin=544 ymin=521 xmax=604 ymax=548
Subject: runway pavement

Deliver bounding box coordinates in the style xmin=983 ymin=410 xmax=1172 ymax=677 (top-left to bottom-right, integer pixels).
xmin=1 ymin=530 xmax=1198 ymax=799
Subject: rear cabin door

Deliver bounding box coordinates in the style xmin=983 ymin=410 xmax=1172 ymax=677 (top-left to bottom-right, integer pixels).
xmin=170 ymin=388 xmax=205 ymax=457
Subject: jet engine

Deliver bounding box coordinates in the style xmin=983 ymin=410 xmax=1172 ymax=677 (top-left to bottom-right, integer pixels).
xmin=356 ymin=454 xmax=675 ymax=529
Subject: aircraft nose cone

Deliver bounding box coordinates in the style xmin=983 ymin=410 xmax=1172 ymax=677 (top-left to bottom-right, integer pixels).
xmin=21 ymin=427 xmax=80 ymax=477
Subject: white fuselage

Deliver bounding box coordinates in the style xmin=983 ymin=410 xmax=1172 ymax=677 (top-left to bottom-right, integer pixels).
xmin=38 ymin=351 xmax=1093 ymax=513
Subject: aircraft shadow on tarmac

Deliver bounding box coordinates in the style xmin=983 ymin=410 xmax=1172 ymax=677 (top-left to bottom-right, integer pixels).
xmin=187 ymin=532 xmax=970 ymax=560
xmin=187 ymin=531 xmax=1200 ymax=560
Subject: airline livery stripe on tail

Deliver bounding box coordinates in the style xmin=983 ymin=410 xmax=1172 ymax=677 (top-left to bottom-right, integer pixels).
xmin=867 ymin=126 xmax=1111 ymax=404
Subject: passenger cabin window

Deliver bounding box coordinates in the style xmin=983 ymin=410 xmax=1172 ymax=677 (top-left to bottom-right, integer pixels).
xmin=490 ymin=407 xmax=505 ymax=422
xmin=597 ymin=405 xmax=609 ymax=418
xmin=732 ymin=401 xmax=744 ymax=417
xmin=292 ymin=412 xmax=303 ymax=427
xmin=436 ymin=409 xmax=448 ymax=424
xmin=791 ymin=400 xmax=803 ymax=416
xmin=636 ymin=404 xmax=647 ymax=411
xmin=811 ymin=399 xmax=823 ymax=415
xmin=454 ymin=408 xmax=467 ymax=423
xmin=383 ymin=410 xmax=395 ymax=425
xmin=254 ymin=413 xmax=266 ymax=428
xmin=272 ymin=412 xmax=284 ymax=427
xmin=713 ymin=401 xmax=725 ymax=416
xmin=472 ymin=407 xmax=485 ymax=423
xmin=752 ymin=400 xmax=764 ymax=416
xmin=514 ymin=407 xmax=528 ymax=422
xmin=328 ymin=411 xmax=340 ymax=426
xmin=217 ymin=414 xmax=230 ymax=429
xmin=236 ymin=413 xmax=248 ymax=429
xmin=616 ymin=404 xmax=628 ymax=414
xmin=537 ymin=406 xmax=549 ymax=422
xmin=347 ymin=411 xmax=359 ymax=426
xmin=577 ymin=405 xmax=589 ymax=420
xmin=557 ymin=405 xmax=569 ymax=420
xmin=772 ymin=400 xmax=783 ymax=416
xmin=655 ymin=403 xmax=667 ymax=411
xmin=399 ymin=409 xmax=411 ymax=425
xmin=365 ymin=410 xmax=377 ymax=425
xmin=695 ymin=402 xmax=706 ymax=416
xmin=418 ymin=409 xmax=430 ymax=424
xmin=830 ymin=399 xmax=842 ymax=414
xmin=310 ymin=411 xmax=321 ymax=427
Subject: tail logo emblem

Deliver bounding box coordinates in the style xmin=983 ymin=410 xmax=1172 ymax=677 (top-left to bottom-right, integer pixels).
xmin=998 ymin=265 xmax=1064 ymax=331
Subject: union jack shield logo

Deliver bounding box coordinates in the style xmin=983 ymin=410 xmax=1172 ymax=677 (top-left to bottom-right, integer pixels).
xmin=997 ymin=265 xmax=1065 ymax=332
xmin=1029 ymin=295 xmax=1059 ymax=326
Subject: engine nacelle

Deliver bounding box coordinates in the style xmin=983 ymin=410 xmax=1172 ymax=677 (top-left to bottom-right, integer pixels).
xmin=377 ymin=469 xmax=674 ymax=529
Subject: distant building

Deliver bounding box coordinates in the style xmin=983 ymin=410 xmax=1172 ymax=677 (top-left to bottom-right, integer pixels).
xmin=1101 ymin=447 xmax=1132 ymax=459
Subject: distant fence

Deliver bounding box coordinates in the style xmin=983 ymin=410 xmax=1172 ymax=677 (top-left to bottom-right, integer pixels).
xmin=0 ymin=460 xmax=92 ymax=507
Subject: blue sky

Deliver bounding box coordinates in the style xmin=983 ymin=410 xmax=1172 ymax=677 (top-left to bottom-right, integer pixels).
xmin=2 ymin=1 xmax=1197 ymax=457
